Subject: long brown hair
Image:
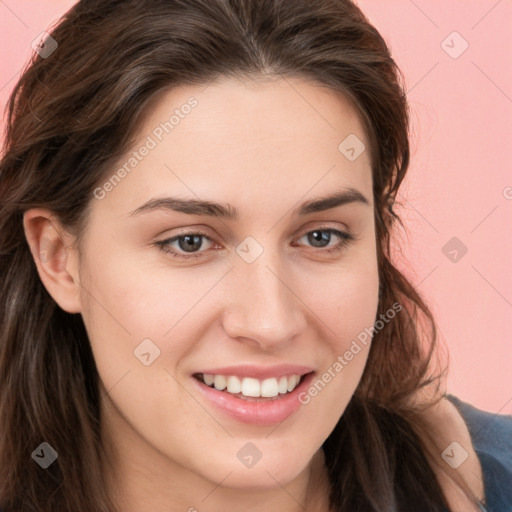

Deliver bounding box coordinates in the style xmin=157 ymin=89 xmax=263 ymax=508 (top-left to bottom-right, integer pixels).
xmin=0 ymin=0 xmax=476 ymax=510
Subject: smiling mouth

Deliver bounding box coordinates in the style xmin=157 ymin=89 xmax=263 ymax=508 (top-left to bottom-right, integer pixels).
xmin=192 ymin=372 xmax=312 ymax=401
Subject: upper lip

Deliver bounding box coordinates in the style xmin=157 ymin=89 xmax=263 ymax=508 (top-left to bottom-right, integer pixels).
xmin=194 ymin=364 xmax=315 ymax=380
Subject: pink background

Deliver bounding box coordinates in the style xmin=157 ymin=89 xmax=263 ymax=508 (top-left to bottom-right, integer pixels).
xmin=1 ymin=1 xmax=511 ymax=415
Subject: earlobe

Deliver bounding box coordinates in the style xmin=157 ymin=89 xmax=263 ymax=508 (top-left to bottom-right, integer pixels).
xmin=23 ymin=208 xmax=83 ymax=314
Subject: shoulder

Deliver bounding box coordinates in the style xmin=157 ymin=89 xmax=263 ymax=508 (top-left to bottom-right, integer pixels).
xmin=446 ymin=394 xmax=512 ymax=512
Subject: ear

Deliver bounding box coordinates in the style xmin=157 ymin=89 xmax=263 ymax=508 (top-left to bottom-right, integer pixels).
xmin=23 ymin=208 xmax=83 ymax=313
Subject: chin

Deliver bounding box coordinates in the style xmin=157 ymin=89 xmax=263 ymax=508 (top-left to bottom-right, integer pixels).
xmin=204 ymin=450 xmax=310 ymax=490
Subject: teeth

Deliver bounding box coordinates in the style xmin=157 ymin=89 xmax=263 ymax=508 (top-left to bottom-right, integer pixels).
xmin=287 ymin=374 xmax=298 ymax=392
xmin=278 ymin=376 xmax=288 ymax=394
xmin=204 ymin=374 xmax=215 ymax=386
xmin=200 ymin=373 xmax=303 ymax=398
xmin=226 ymin=375 xmax=242 ymax=393
xmin=213 ymin=375 xmax=226 ymax=390
xmin=241 ymin=377 xmax=260 ymax=397
xmin=260 ymin=378 xmax=279 ymax=397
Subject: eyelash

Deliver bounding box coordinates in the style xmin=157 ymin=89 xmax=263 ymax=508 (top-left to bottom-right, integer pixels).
xmin=155 ymin=227 xmax=355 ymax=260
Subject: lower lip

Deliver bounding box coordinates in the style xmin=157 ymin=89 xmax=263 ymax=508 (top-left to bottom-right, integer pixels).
xmin=191 ymin=372 xmax=316 ymax=426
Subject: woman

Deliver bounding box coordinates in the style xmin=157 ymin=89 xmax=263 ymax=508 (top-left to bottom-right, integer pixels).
xmin=0 ymin=0 xmax=510 ymax=511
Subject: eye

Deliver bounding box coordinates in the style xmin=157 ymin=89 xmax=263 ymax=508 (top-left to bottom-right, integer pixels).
xmin=155 ymin=227 xmax=355 ymax=260
xmin=294 ymin=228 xmax=354 ymax=255
xmin=155 ymin=230 xmax=215 ymax=260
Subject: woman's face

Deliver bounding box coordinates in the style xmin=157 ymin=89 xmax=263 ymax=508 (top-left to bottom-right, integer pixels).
xmin=42 ymin=77 xmax=379 ymax=495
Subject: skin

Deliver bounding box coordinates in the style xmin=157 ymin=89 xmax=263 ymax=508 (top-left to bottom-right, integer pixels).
xmin=22 ymin=76 xmax=483 ymax=511
xmin=411 ymin=388 xmax=486 ymax=511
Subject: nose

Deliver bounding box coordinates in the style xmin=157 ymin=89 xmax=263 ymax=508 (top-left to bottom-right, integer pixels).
xmin=221 ymin=249 xmax=308 ymax=350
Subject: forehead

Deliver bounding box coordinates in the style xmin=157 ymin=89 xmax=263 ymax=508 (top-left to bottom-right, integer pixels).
xmin=95 ymin=76 xmax=373 ymax=218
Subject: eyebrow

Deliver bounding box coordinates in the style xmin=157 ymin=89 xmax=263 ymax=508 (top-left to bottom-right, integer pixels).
xmin=128 ymin=187 xmax=369 ymax=220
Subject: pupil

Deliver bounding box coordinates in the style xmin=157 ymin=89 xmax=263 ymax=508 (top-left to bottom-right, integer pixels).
xmin=310 ymin=230 xmax=329 ymax=247
xmin=180 ymin=235 xmax=202 ymax=253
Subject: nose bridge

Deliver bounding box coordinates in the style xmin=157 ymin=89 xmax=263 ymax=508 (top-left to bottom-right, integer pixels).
xmin=223 ymin=241 xmax=306 ymax=345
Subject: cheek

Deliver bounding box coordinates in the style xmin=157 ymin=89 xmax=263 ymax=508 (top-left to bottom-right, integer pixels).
xmin=333 ymin=267 xmax=380 ymax=348
xmin=334 ymin=267 xmax=380 ymax=383
xmin=77 ymin=248 xmax=171 ymax=388
xmin=300 ymin=250 xmax=380 ymax=352
xmin=294 ymin=249 xmax=379 ymax=425
xmin=79 ymin=239 xmax=180 ymax=334
xmin=78 ymin=248 xmax=228 ymax=405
